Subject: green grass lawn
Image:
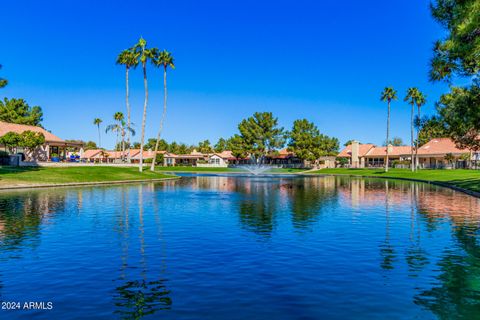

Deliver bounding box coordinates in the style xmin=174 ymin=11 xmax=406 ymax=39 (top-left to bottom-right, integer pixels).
xmin=0 ymin=166 xmax=175 ymax=187
xmin=308 ymin=168 xmax=480 ymax=193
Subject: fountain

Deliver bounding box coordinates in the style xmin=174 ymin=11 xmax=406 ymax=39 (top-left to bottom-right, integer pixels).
xmin=237 ymin=154 xmax=279 ymax=175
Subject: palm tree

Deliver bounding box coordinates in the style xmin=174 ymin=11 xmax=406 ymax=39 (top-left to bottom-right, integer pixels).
xmin=404 ymin=88 xmax=420 ymax=172
xmin=414 ymin=91 xmax=426 ymax=171
xmin=134 ymin=37 xmax=156 ymax=172
xmin=114 ymin=112 xmax=125 ymax=160
xmin=150 ymin=50 xmax=175 ymax=171
xmin=116 ymin=48 xmax=139 ymax=163
xmin=93 ymin=118 xmax=103 ymax=148
xmin=0 ymin=64 xmax=7 ymax=88
xmin=380 ymin=87 xmax=398 ymax=172
xmin=106 ymin=118 xmax=135 ymax=162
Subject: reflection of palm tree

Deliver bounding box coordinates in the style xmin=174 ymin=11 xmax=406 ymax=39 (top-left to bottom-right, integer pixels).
xmin=405 ymin=183 xmax=428 ymax=276
xmin=379 ymin=180 xmax=396 ymax=270
xmin=113 ymin=185 xmax=172 ymax=319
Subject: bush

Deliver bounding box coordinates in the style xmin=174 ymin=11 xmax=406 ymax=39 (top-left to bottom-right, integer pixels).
xmin=0 ymin=150 xmax=9 ymax=158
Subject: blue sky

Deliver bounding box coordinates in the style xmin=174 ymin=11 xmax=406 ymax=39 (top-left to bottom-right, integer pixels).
xmin=1 ymin=0 xmax=447 ymax=148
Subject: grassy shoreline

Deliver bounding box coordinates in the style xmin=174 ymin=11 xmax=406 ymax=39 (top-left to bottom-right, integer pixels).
xmin=307 ymin=168 xmax=480 ymax=194
xmin=0 ymin=166 xmax=176 ymax=189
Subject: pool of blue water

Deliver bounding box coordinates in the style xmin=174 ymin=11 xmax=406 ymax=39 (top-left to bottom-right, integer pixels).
xmin=0 ymin=175 xmax=479 ymax=319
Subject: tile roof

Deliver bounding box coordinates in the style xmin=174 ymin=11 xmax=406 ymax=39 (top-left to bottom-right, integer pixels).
xmin=366 ymin=146 xmax=413 ymax=156
xmin=81 ymin=149 xmax=104 ymax=158
xmin=417 ymin=138 xmax=470 ymax=155
xmin=338 ymin=144 xmax=375 ymax=157
xmin=0 ymin=121 xmax=64 ymax=143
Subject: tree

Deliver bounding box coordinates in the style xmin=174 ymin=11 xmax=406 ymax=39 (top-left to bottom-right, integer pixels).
xmin=437 ymin=83 xmax=480 ymax=151
xmin=444 ymin=153 xmax=455 ymax=168
xmin=404 ymin=88 xmax=421 ymax=172
xmin=214 ymin=138 xmax=228 ymax=152
xmin=106 ymin=112 xmax=134 ymax=161
xmin=416 ymin=115 xmax=449 ymax=147
xmin=288 ymin=119 xmax=339 ymax=166
xmin=385 ymin=137 xmax=404 ymax=146
xmin=198 ymin=140 xmax=213 ymax=154
xmin=414 ymin=91 xmax=426 ymax=170
xmin=134 ymin=38 xmax=156 ymax=172
xmin=430 ymin=0 xmax=480 ymax=151
xmin=238 ymin=112 xmax=286 ymax=161
xmin=344 ymin=140 xmax=355 ymax=147
xmin=116 ymin=47 xmax=139 ymax=162
xmin=0 ymin=98 xmax=43 ymax=126
xmin=151 ymin=50 xmax=175 ymax=171
xmin=0 ymin=132 xmax=21 ymax=153
xmin=93 ymin=118 xmax=102 ymax=148
xmin=227 ymin=134 xmax=247 ymax=159
xmin=0 ymin=64 xmax=7 ymax=88
xmin=84 ymin=141 xmax=98 ymax=150
xmin=19 ymin=131 xmax=45 ymax=160
xmin=381 ymin=87 xmax=398 ymax=172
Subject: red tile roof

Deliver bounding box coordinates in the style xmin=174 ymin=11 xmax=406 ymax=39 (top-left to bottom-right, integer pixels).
xmin=366 ymin=146 xmax=412 ymax=156
xmin=417 ymin=138 xmax=470 ymax=155
xmin=0 ymin=121 xmax=64 ymax=143
xmin=338 ymin=144 xmax=375 ymax=157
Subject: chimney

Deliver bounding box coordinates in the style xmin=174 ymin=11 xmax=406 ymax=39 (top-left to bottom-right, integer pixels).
xmin=351 ymin=141 xmax=360 ymax=168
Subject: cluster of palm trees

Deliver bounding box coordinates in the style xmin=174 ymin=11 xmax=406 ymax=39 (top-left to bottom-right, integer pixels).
xmin=93 ymin=37 xmax=175 ymax=172
xmin=381 ymin=87 xmax=426 ymax=172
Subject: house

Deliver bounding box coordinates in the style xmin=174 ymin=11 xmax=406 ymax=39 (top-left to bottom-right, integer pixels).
xmin=416 ymin=138 xmax=472 ymax=168
xmin=163 ymin=150 xmax=206 ymax=166
xmin=338 ymin=138 xmax=479 ymax=169
xmin=0 ymin=121 xmax=83 ymax=162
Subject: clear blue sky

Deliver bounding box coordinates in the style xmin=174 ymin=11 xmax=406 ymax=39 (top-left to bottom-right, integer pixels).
xmin=0 ymin=0 xmax=447 ymax=149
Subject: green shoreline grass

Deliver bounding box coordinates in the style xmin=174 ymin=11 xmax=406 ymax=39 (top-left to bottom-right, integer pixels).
xmin=307 ymin=168 xmax=480 ymax=194
xmin=0 ymin=166 xmax=175 ymax=187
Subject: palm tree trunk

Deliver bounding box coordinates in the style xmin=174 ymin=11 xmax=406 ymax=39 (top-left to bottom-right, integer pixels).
xmin=139 ymin=63 xmax=148 ymax=172
xmin=415 ymin=106 xmax=421 ymax=171
xmin=97 ymin=125 xmax=101 ymax=148
xmin=151 ymin=67 xmax=168 ymax=171
xmin=385 ymin=101 xmax=390 ymax=172
xmin=410 ymin=103 xmax=414 ymax=172
xmin=125 ymin=67 xmax=132 ymax=163
xmin=122 ymin=128 xmax=126 ymax=162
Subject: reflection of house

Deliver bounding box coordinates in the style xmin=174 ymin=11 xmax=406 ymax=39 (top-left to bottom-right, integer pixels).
xmin=0 ymin=121 xmax=83 ymax=161
xmin=338 ymin=138 xmax=479 ymax=168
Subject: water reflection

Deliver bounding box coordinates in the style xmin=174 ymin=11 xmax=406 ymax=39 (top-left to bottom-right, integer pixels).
xmin=0 ymin=176 xmax=479 ymax=318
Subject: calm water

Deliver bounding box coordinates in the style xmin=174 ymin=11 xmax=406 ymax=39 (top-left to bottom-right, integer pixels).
xmin=1 ymin=175 xmax=480 ymax=319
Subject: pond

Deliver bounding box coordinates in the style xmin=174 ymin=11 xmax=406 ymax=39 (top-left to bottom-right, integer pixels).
xmin=0 ymin=175 xmax=479 ymax=319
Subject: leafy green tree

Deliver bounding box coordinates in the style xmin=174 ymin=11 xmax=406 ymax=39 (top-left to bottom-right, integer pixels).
xmin=0 ymin=98 xmax=43 ymax=126
xmin=198 ymin=139 xmax=213 ymax=153
xmin=151 ymin=50 xmax=175 ymax=171
xmin=0 ymin=132 xmax=22 ymax=153
xmin=238 ymin=112 xmax=286 ymax=160
xmin=19 ymin=131 xmax=45 ymax=160
xmin=288 ymin=119 xmax=339 ymax=165
xmin=227 ymin=135 xmax=247 ymax=159
xmin=417 ymin=116 xmax=449 ymax=147
xmin=93 ymin=118 xmax=102 ymax=148
xmin=84 ymin=141 xmax=98 ymax=150
xmin=344 ymin=139 xmax=356 ymax=147
xmin=385 ymin=137 xmax=404 ymax=146
xmin=116 ymin=47 xmax=139 ymax=162
xmin=167 ymin=141 xmax=179 ymax=154
xmin=437 ymin=83 xmax=480 ymax=151
xmin=214 ymin=138 xmax=228 ymax=152
xmin=404 ymin=88 xmax=422 ymax=171
xmin=430 ymin=0 xmax=480 ymax=151
xmin=381 ymin=87 xmax=398 ymax=172
xmin=0 ymin=64 xmax=7 ymax=88
xmin=134 ymin=37 xmax=156 ymax=172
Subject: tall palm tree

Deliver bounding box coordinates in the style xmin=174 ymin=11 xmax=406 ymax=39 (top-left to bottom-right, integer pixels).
xmin=404 ymin=88 xmax=420 ymax=172
xmin=134 ymin=37 xmax=156 ymax=172
xmin=380 ymin=87 xmax=398 ymax=172
xmin=93 ymin=118 xmax=103 ymax=148
xmin=116 ymin=48 xmax=139 ymax=163
xmin=414 ymin=91 xmax=426 ymax=171
xmin=150 ymin=50 xmax=175 ymax=171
